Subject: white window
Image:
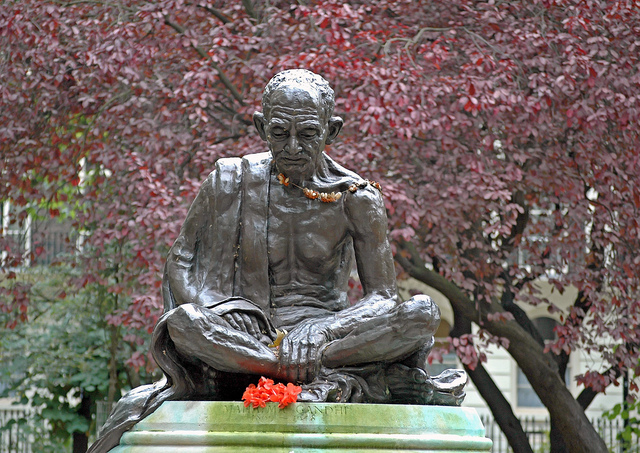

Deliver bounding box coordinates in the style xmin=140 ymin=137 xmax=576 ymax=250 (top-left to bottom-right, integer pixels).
xmin=1 ymin=201 xmax=31 ymax=267
xmin=1 ymin=201 xmax=71 ymax=268
xmin=516 ymin=317 xmax=570 ymax=408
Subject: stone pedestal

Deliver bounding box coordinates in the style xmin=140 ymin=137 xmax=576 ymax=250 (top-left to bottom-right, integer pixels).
xmin=108 ymin=401 xmax=492 ymax=452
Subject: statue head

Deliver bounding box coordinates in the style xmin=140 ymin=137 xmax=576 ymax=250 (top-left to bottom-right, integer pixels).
xmin=253 ymin=69 xmax=343 ymax=183
xmin=261 ymin=69 xmax=335 ymax=121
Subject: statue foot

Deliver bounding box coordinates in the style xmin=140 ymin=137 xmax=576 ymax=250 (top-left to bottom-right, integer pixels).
xmin=385 ymin=363 xmax=434 ymax=404
xmin=385 ymin=364 xmax=467 ymax=406
xmin=430 ymin=368 xmax=467 ymax=406
xmin=298 ymin=380 xmax=340 ymax=403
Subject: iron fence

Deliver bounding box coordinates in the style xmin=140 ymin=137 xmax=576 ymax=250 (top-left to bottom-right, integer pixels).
xmin=480 ymin=414 xmax=638 ymax=453
xmin=95 ymin=401 xmax=113 ymax=436
xmin=0 ymin=408 xmax=31 ymax=453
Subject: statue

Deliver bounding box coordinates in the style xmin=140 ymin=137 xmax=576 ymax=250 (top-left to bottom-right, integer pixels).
xmin=89 ymin=69 xmax=466 ymax=453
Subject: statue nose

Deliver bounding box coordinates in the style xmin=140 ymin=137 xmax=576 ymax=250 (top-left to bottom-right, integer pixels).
xmin=285 ymin=135 xmax=301 ymax=154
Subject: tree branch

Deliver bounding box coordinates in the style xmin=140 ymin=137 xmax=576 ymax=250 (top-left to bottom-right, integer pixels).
xmin=576 ymin=365 xmax=623 ymax=410
xmin=499 ymin=274 xmax=545 ymax=347
xmin=241 ymin=0 xmax=257 ymax=21
xmin=163 ymin=16 xmax=245 ymax=106
xmin=501 ymin=190 xmax=529 ymax=252
xmin=451 ymin=314 xmax=534 ymax=453
xmin=196 ymin=4 xmax=230 ymax=24
xmin=395 ymin=241 xmax=481 ymax=322
xmin=468 ymin=363 xmax=535 ymax=452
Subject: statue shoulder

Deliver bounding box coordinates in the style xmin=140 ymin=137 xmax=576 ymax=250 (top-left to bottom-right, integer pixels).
xmin=197 ymin=156 xmax=245 ymax=197
xmin=343 ymin=179 xmax=387 ymax=226
xmin=321 ymin=154 xmax=386 ymax=218
xmin=205 ymin=152 xmax=271 ymax=181
xmin=213 ymin=156 xmax=244 ymax=176
xmin=241 ymin=151 xmax=271 ymax=166
xmin=322 ymin=153 xmax=371 ymax=192
xmin=205 ymin=152 xmax=270 ymax=181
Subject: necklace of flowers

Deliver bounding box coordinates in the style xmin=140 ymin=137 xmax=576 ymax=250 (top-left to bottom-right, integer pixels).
xmin=277 ymin=173 xmax=382 ymax=202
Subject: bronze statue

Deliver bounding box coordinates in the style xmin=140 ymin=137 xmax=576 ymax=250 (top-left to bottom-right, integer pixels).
xmin=89 ymin=69 xmax=466 ymax=453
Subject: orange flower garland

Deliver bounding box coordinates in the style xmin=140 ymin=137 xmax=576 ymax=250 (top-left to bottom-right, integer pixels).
xmin=277 ymin=173 xmax=382 ymax=202
xmin=242 ymin=376 xmax=302 ymax=409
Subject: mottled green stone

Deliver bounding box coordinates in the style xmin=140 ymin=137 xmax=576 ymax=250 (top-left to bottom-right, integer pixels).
xmin=109 ymin=401 xmax=492 ymax=452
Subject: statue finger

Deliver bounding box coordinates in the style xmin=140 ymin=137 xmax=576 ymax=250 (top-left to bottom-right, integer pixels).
xmin=232 ymin=313 xmax=253 ymax=334
xmin=239 ymin=313 xmax=259 ymax=337
xmin=279 ymin=334 xmax=292 ymax=357
xmin=296 ymin=341 xmax=308 ymax=383
xmin=255 ymin=316 xmax=269 ymax=335
xmin=230 ymin=313 xmax=244 ymax=329
xmin=278 ymin=337 xmax=294 ymax=372
xmin=248 ymin=315 xmax=264 ymax=338
xmin=281 ymin=355 xmax=298 ymax=383
xmin=224 ymin=313 xmax=242 ymax=331
xmin=259 ymin=332 xmax=272 ymax=345
xmin=306 ymin=345 xmax=320 ymax=382
xmin=282 ymin=339 xmax=300 ymax=383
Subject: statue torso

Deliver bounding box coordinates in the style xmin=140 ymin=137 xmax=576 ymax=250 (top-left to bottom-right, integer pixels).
xmin=267 ymin=173 xmax=353 ymax=325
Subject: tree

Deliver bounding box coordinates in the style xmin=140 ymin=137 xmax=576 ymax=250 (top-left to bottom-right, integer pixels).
xmin=0 ymin=265 xmax=157 ymax=452
xmin=1 ymin=1 xmax=638 ymax=452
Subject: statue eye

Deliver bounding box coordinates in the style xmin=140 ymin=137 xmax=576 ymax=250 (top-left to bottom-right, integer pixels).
xmin=300 ymin=129 xmax=318 ymax=139
xmin=271 ymin=127 xmax=288 ymax=139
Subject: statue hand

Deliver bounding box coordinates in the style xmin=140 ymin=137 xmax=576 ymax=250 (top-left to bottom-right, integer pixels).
xmin=222 ymin=312 xmax=272 ymax=344
xmin=278 ymin=321 xmax=331 ymax=384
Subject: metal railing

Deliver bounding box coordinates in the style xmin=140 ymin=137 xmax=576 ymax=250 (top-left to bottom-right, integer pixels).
xmin=95 ymin=401 xmax=113 ymax=436
xmin=480 ymin=414 xmax=638 ymax=453
xmin=0 ymin=408 xmax=31 ymax=453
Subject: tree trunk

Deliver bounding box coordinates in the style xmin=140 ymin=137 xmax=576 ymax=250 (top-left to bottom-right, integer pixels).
xmin=107 ymin=323 xmax=119 ymax=406
xmin=498 ymin=322 xmax=607 ymax=453
xmin=549 ymin=352 xmax=570 ymax=453
xmin=125 ymin=365 xmax=141 ymax=389
xmin=72 ymin=392 xmax=91 ymax=453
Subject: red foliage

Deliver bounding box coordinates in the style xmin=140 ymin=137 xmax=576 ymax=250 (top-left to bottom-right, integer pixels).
xmin=242 ymin=377 xmax=302 ymax=409
xmin=1 ymin=0 xmax=638 ymax=400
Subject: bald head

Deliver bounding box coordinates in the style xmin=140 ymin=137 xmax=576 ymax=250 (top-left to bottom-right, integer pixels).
xmin=262 ymin=69 xmax=335 ymax=121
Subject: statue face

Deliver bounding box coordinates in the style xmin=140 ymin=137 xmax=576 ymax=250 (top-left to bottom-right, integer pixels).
xmin=264 ymin=87 xmax=329 ymax=181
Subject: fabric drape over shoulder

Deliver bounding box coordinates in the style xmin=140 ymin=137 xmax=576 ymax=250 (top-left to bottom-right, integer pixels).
xmin=163 ymin=151 xmax=272 ymax=312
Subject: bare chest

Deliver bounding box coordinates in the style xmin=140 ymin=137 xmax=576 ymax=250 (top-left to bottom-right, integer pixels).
xmin=267 ymin=186 xmax=350 ymax=273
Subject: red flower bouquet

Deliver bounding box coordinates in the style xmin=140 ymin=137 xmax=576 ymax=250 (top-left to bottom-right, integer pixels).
xmin=242 ymin=376 xmax=302 ymax=409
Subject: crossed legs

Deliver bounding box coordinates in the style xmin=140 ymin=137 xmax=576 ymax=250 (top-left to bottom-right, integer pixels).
xmin=165 ymin=295 xmax=441 ymax=398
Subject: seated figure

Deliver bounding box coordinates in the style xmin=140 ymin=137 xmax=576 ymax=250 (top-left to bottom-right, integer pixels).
xmin=89 ymin=69 xmax=466 ymax=453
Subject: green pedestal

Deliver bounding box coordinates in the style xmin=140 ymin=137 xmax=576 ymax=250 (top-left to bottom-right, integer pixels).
xmin=109 ymin=401 xmax=492 ymax=452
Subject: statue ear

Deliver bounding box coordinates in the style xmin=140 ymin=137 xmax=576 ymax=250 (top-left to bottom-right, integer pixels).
xmin=253 ymin=112 xmax=268 ymax=141
xmin=325 ymin=116 xmax=343 ymax=145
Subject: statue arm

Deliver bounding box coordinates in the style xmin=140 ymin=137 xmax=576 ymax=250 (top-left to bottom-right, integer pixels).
xmin=323 ymin=184 xmax=400 ymax=338
xmin=165 ymin=171 xmax=227 ymax=307
xmin=349 ymin=184 xmax=398 ymax=300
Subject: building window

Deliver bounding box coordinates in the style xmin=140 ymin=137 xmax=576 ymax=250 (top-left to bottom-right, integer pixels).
xmin=30 ymin=218 xmax=71 ymax=266
xmin=1 ymin=201 xmax=31 ymax=267
xmin=517 ymin=368 xmax=543 ymax=407
xmin=1 ymin=201 xmax=71 ymax=268
xmin=516 ymin=317 xmax=569 ymax=408
xmin=428 ymin=352 xmax=459 ymax=377
xmin=427 ymin=320 xmax=459 ymax=376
